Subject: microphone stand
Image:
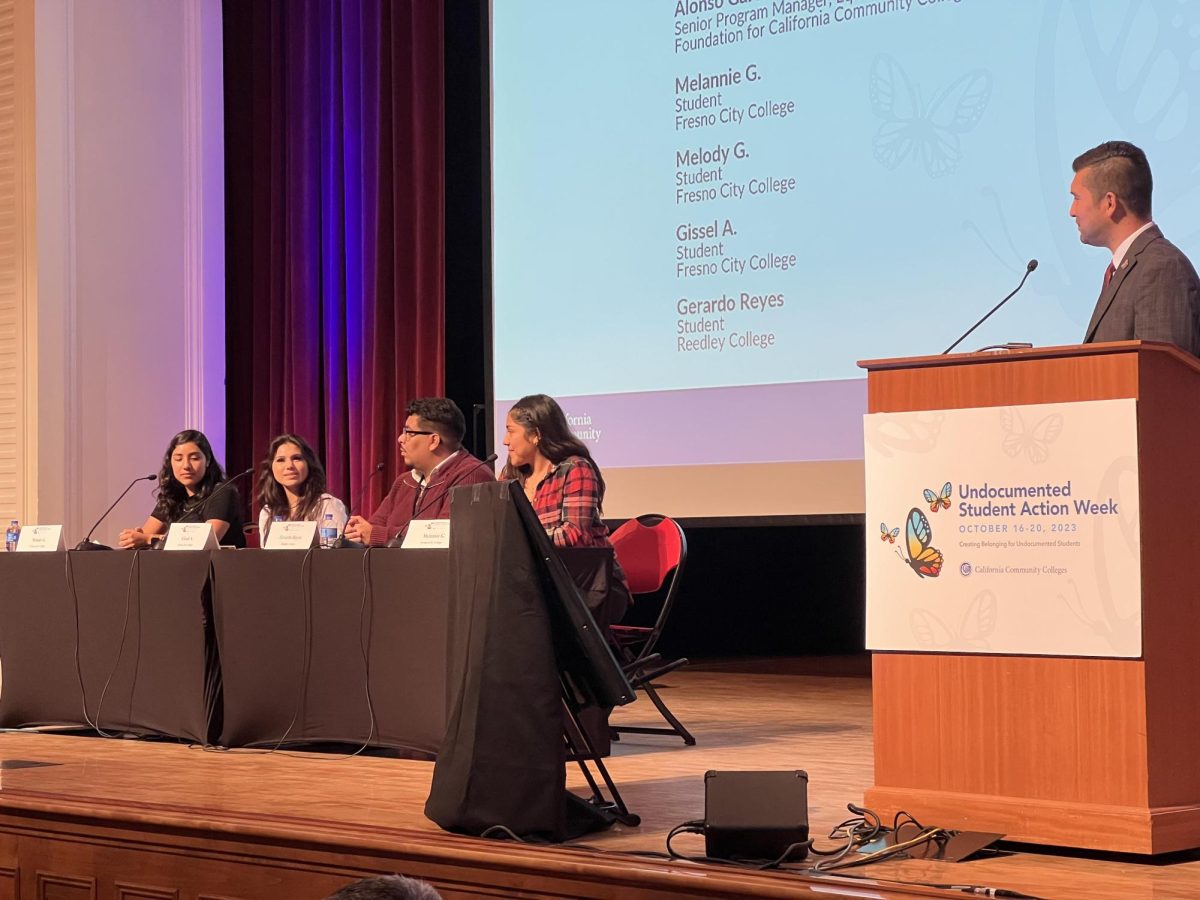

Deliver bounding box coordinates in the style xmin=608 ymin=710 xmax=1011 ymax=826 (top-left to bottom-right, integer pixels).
xmin=332 ymin=462 xmax=387 ymax=549
xmin=157 ymin=467 xmax=256 ymax=550
xmin=384 ymin=453 xmax=498 ymax=548
xmin=942 ymin=260 xmax=1039 ymax=355
xmin=175 ymin=467 xmax=255 ymax=522
xmin=74 ymin=474 xmax=157 ymax=551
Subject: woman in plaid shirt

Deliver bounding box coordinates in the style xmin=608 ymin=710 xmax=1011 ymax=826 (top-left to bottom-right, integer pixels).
xmin=501 ymin=394 xmax=613 ymax=547
xmin=502 ymin=394 xmax=631 ymax=626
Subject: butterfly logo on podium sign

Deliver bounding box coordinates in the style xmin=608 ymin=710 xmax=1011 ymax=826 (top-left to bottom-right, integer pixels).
xmin=1001 ymin=408 xmax=1063 ymax=463
xmin=894 ymin=506 xmax=944 ymax=579
xmin=880 ymin=522 xmax=900 ymax=543
xmin=910 ymin=590 xmax=997 ymax=650
xmin=864 ymin=411 xmax=946 ymax=459
xmin=923 ymin=481 xmax=953 ymax=512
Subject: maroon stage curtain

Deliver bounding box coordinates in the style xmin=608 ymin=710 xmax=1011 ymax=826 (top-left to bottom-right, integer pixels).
xmin=223 ymin=0 xmax=444 ymax=516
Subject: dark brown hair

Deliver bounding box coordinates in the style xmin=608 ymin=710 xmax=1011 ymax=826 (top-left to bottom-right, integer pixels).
xmin=154 ymin=429 xmax=224 ymax=522
xmin=254 ymin=433 xmax=328 ymax=521
xmin=406 ymin=397 xmax=466 ymax=448
xmin=502 ymin=393 xmax=605 ymax=506
xmin=1072 ymin=141 xmax=1152 ymax=220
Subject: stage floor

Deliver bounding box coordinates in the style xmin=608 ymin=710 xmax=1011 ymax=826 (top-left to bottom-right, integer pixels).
xmin=0 ymin=659 xmax=1196 ymax=898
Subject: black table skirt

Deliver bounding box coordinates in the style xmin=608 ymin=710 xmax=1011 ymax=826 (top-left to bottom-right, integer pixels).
xmin=0 ymin=551 xmax=215 ymax=742
xmin=0 ymin=544 xmax=617 ymax=755
xmin=210 ymin=549 xmax=449 ymax=755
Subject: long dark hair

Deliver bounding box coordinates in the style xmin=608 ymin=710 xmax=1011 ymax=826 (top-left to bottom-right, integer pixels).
xmin=502 ymin=394 xmax=605 ymax=505
xmin=254 ymin=433 xmax=329 ymax=521
xmin=155 ymin=429 xmax=224 ymax=522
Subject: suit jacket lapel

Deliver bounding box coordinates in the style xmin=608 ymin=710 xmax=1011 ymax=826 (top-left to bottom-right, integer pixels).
xmin=1084 ymin=225 xmax=1161 ymax=341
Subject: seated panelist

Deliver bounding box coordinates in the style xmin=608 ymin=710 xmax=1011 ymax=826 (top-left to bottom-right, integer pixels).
xmin=502 ymin=394 xmax=616 ymax=549
xmin=501 ymin=393 xmax=631 ymax=628
xmin=344 ymin=397 xmax=494 ymax=547
xmin=118 ymin=429 xmax=246 ymax=549
xmin=255 ymin=433 xmax=348 ymax=541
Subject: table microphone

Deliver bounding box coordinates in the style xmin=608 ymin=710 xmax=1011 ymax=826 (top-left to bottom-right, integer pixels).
xmin=332 ymin=462 xmax=387 ymax=549
xmin=420 ymin=451 xmax=500 ymax=513
xmin=942 ymin=259 xmax=1038 ymax=355
xmin=385 ymin=453 xmax=500 ymax=548
xmin=175 ymin=467 xmax=256 ymax=524
xmin=75 ymin=473 xmax=158 ymax=551
xmin=423 ymin=451 xmax=499 ymax=507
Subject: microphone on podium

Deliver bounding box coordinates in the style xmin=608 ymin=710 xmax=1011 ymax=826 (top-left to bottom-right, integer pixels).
xmin=942 ymin=259 xmax=1038 ymax=355
xmin=75 ymin=473 xmax=158 ymax=551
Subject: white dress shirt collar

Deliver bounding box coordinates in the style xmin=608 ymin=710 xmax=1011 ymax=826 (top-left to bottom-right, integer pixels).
xmin=1112 ymin=221 xmax=1155 ymax=270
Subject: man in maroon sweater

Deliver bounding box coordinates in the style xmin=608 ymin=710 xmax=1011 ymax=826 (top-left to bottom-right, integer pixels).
xmin=344 ymin=398 xmax=494 ymax=547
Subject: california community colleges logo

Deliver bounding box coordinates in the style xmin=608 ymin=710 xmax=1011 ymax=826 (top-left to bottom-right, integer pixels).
xmin=959 ymin=561 xmax=972 ymax=577
xmin=879 ymin=481 xmax=952 ymax=580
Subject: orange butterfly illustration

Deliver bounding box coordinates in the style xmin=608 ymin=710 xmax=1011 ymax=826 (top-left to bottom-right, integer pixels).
xmin=900 ymin=507 xmax=943 ymax=578
xmin=923 ymin=481 xmax=952 ymax=512
xmin=880 ymin=522 xmax=900 ymax=543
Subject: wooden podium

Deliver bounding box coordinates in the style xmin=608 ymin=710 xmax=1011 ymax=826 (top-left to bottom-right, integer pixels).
xmin=858 ymin=340 xmax=1200 ymax=854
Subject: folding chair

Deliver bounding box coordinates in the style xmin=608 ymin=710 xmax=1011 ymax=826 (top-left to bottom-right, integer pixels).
xmin=609 ymin=514 xmax=695 ymax=745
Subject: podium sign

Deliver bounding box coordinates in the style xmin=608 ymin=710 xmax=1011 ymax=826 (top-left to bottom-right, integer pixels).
xmin=865 ymin=398 xmax=1141 ymax=658
xmin=860 ymin=343 xmax=1200 ymax=854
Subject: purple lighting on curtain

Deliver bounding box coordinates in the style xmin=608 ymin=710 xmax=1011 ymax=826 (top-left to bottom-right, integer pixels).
xmin=224 ymin=0 xmax=445 ymax=517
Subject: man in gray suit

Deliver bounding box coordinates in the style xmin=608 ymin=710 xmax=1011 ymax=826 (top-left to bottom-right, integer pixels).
xmin=1071 ymin=140 xmax=1200 ymax=356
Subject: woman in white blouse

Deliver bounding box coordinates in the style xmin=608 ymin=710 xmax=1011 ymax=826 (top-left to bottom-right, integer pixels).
xmin=254 ymin=434 xmax=348 ymax=541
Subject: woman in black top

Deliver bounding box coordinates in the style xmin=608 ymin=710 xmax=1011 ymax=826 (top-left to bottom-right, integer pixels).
xmin=118 ymin=429 xmax=245 ymax=548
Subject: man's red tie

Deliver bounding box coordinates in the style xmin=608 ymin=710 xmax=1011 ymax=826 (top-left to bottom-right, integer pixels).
xmin=1104 ymin=263 xmax=1116 ymax=287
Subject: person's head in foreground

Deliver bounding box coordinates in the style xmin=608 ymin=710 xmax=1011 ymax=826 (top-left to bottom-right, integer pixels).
xmin=325 ymin=874 xmax=442 ymax=900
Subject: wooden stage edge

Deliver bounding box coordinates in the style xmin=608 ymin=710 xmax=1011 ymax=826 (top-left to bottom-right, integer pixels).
xmin=1 ymin=661 xmax=1199 ymax=900
xmin=863 ymin=787 xmax=1200 ymax=857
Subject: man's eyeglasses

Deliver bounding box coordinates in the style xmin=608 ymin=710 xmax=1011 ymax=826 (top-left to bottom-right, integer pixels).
xmin=400 ymin=428 xmax=435 ymax=438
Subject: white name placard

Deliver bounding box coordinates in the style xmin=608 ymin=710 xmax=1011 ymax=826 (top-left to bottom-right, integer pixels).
xmin=864 ymin=398 xmax=1141 ymax=658
xmin=264 ymin=520 xmax=318 ymax=550
xmin=400 ymin=519 xmax=451 ymax=549
xmin=16 ymin=525 xmax=65 ymax=552
xmin=164 ymin=522 xmax=220 ymax=551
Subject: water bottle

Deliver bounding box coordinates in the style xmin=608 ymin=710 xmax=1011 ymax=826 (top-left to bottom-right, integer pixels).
xmin=319 ymin=512 xmax=338 ymax=549
xmin=5 ymin=520 xmax=18 ymax=552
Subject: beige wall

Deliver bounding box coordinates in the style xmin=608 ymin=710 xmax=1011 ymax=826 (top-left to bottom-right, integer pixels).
xmin=14 ymin=0 xmax=225 ymax=547
xmin=0 ymin=0 xmax=36 ymax=530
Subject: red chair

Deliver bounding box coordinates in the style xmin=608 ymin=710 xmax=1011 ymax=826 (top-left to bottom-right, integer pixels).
xmin=609 ymin=514 xmax=695 ymax=745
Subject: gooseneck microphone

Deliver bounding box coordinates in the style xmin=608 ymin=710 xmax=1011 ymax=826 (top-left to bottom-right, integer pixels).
xmin=331 ymin=462 xmax=387 ymax=549
xmin=387 ymin=453 xmax=501 ymax=548
xmin=422 ymin=452 xmax=498 ymax=508
xmin=423 ymin=451 xmax=499 ymax=506
xmin=942 ymin=259 xmax=1039 ymax=355
xmin=349 ymin=462 xmax=387 ymax=517
xmin=176 ymin=467 xmax=256 ymax=524
xmin=75 ymin=473 xmax=158 ymax=551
